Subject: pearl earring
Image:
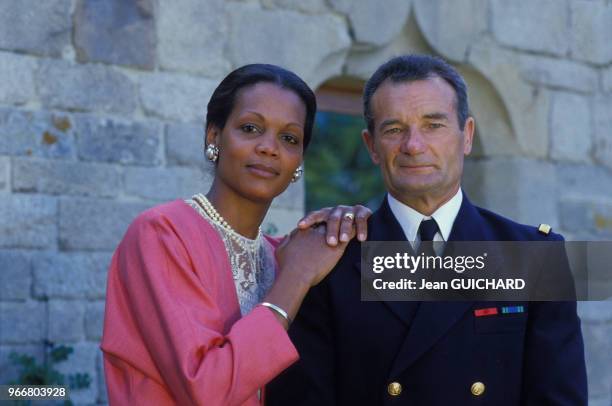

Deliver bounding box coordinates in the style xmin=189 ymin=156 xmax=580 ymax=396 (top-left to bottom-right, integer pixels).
xmin=205 ymin=144 xmax=219 ymax=162
xmin=291 ymin=166 xmax=303 ymax=183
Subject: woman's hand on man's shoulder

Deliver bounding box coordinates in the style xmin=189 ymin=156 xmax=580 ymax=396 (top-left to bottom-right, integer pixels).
xmin=297 ymin=204 xmax=372 ymax=246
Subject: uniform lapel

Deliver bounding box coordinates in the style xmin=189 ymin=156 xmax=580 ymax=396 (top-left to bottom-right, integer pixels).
xmin=353 ymin=197 xmax=419 ymax=326
xmin=389 ymin=194 xmax=487 ymax=377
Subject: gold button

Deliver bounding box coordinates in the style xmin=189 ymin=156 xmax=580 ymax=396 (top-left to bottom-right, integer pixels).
xmin=387 ymin=382 xmax=402 ymax=396
xmin=471 ymin=381 xmax=485 ymax=396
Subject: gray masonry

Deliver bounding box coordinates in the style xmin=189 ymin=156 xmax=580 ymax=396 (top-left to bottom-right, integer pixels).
xmin=0 ymin=1 xmax=610 ymax=405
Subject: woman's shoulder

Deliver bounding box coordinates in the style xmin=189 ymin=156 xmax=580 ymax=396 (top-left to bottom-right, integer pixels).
xmin=136 ymin=199 xmax=190 ymax=221
xmin=126 ymin=199 xmax=212 ymax=239
xmin=128 ymin=200 xmax=186 ymax=229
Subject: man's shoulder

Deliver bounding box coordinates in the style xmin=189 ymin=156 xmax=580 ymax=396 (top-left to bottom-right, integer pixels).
xmin=474 ymin=205 xmax=563 ymax=242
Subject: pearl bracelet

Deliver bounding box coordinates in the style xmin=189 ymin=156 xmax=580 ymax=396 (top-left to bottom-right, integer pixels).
xmin=261 ymin=302 xmax=292 ymax=325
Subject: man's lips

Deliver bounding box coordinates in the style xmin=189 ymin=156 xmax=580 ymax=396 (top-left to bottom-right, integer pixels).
xmin=246 ymin=163 xmax=280 ymax=177
xmin=398 ymin=164 xmax=436 ymax=170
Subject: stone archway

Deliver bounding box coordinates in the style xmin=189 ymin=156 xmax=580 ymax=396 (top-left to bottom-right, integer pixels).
xmin=308 ymin=5 xmax=550 ymax=223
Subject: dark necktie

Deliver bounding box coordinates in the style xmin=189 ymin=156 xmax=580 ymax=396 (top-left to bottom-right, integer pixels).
xmin=404 ymin=219 xmax=440 ymax=326
xmin=418 ymin=218 xmax=439 ymax=242
xmin=417 ymin=219 xmax=439 ymax=276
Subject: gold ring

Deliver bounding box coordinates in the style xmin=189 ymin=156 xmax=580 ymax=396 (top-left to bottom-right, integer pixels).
xmin=343 ymin=212 xmax=355 ymax=221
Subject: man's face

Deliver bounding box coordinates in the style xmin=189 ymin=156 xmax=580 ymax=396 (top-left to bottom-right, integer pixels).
xmin=362 ymin=77 xmax=474 ymax=205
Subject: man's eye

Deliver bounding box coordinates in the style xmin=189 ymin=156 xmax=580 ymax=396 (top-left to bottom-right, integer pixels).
xmin=427 ymin=123 xmax=444 ymax=129
xmin=384 ymin=128 xmax=402 ymax=135
xmin=281 ymin=134 xmax=298 ymax=145
xmin=241 ymin=124 xmax=260 ymax=133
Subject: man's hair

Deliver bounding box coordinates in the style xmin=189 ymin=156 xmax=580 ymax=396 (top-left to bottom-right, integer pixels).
xmin=363 ymin=54 xmax=469 ymax=133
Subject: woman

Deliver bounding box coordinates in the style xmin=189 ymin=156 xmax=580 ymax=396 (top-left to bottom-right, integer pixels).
xmin=101 ymin=64 xmax=369 ymax=405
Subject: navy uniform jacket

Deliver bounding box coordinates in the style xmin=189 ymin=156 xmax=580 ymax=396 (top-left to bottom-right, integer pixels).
xmin=267 ymin=196 xmax=587 ymax=405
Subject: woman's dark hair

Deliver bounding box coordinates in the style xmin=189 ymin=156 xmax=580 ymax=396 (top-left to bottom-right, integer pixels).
xmin=363 ymin=54 xmax=469 ymax=133
xmin=206 ymin=64 xmax=317 ymax=151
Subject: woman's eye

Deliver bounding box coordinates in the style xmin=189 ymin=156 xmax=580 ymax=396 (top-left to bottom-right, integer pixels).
xmin=281 ymin=134 xmax=299 ymax=145
xmin=241 ymin=124 xmax=260 ymax=133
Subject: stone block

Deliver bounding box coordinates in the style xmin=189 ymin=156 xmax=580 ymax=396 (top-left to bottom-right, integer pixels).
xmin=560 ymin=198 xmax=612 ymax=239
xmin=12 ymin=158 xmax=121 ymax=198
xmin=0 ymin=108 xmax=77 ymax=160
xmin=0 ymin=0 xmax=71 ymax=56
xmin=74 ymin=115 xmax=162 ymax=166
xmin=469 ymin=42 xmax=550 ymax=157
xmin=48 ymin=300 xmax=85 ymax=342
xmin=458 ymin=65 xmax=519 ymax=157
xmin=582 ymin=323 xmax=612 ymax=400
xmin=32 ymin=252 xmax=111 ymax=300
xmin=593 ymin=95 xmax=612 ymax=170
xmin=85 ymin=301 xmax=105 ymax=341
xmin=579 ymin=301 xmax=612 ymax=324
xmin=550 ymin=92 xmax=591 ymax=163
xmin=558 ymin=163 xmax=612 ymax=201
xmin=166 ymin=122 xmax=205 ymax=167
xmin=74 ymin=0 xmax=156 ymax=69
xmin=0 ymin=344 xmax=44 ymax=384
xmin=262 ymin=207 xmax=302 ymax=236
xmin=414 ymin=0 xmax=488 ymax=62
xmin=227 ymin=4 xmax=351 ymax=87
xmin=589 ymin=396 xmax=612 ymax=406
xmin=54 ymin=342 xmax=99 ymax=405
xmin=0 ymin=156 xmax=8 ymax=191
xmin=603 ymin=67 xmax=612 ymax=93
xmin=519 ymin=55 xmax=598 ymax=93
xmin=124 ymin=166 xmax=213 ymax=201
xmin=262 ymin=0 xmax=329 ymax=14
xmin=272 ymin=178 xmax=304 ymax=211
xmin=0 ymin=52 xmax=36 ymax=105
xmin=0 ymin=195 xmax=57 ymax=249
xmin=344 ymin=15 xmax=434 ymax=81
xmin=570 ymin=1 xmax=612 ymax=65
xmin=0 ymin=250 xmax=31 ymax=301
xmin=561 ymin=198 xmax=611 ymax=236
xmin=37 ymin=60 xmax=137 ymax=115
xmin=463 ymin=158 xmax=558 ymax=228
xmin=59 ymin=198 xmax=150 ymax=251
xmin=329 ymin=0 xmax=411 ymax=47
xmin=0 ymin=301 xmax=46 ymax=344
xmin=139 ymin=72 xmax=217 ymax=122
xmin=97 ymin=350 xmax=108 ymax=403
xmin=491 ymin=0 xmax=568 ymax=56
xmin=157 ymin=0 xmax=230 ymax=76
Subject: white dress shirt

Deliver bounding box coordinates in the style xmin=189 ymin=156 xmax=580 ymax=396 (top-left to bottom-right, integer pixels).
xmin=387 ymin=188 xmax=463 ymax=249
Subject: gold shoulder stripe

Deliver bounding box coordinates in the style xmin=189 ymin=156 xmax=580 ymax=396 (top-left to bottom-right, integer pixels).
xmin=538 ymin=223 xmax=551 ymax=235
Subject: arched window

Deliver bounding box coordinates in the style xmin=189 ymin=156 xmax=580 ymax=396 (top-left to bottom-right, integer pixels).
xmin=305 ymin=78 xmax=386 ymax=211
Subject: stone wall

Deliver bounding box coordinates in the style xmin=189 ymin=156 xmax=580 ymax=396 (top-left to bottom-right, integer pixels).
xmin=0 ymin=0 xmax=610 ymax=404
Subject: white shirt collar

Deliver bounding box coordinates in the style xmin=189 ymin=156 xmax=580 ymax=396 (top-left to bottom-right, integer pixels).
xmin=387 ymin=188 xmax=463 ymax=242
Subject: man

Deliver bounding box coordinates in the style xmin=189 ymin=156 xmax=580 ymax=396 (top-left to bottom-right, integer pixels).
xmin=267 ymin=55 xmax=587 ymax=405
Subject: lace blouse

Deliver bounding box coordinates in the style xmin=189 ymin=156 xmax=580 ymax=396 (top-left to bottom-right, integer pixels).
xmin=186 ymin=197 xmax=276 ymax=316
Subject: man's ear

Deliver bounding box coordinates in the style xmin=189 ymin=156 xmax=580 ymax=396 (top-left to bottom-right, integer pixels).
xmin=462 ymin=116 xmax=475 ymax=156
xmin=205 ymin=124 xmax=220 ymax=148
xmin=362 ymin=129 xmax=380 ymax=165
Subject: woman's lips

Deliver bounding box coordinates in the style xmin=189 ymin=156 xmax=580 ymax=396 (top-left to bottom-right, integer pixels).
xmin=246 ymin=164 xmax=279 ymax=178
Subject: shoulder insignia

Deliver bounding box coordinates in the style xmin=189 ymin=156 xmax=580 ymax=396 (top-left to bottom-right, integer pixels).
xmin=538 ymin=223 xmax=551 ymax=235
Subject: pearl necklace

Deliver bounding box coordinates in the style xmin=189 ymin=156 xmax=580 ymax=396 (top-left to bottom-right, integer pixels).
xmin=191 ymin=193 xmax=262 ymax=252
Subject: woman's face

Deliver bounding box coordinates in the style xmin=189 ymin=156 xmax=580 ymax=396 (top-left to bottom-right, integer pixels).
xmin=207 ymin=82 xmax=306 ymax=204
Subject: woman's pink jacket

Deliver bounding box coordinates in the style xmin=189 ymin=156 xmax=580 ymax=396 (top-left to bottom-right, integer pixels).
xmin=101 ymin=200 xmax=299 ymax=405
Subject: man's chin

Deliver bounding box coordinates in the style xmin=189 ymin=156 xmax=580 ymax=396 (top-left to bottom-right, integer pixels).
xmin=392 ymin=181 xmax=441 ymax=196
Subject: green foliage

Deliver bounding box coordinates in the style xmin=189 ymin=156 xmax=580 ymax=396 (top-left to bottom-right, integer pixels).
xmin=306 ymin=111 xmax=385 ymax=211
xmin=8 ymin=341 xmax=91 ymax=406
